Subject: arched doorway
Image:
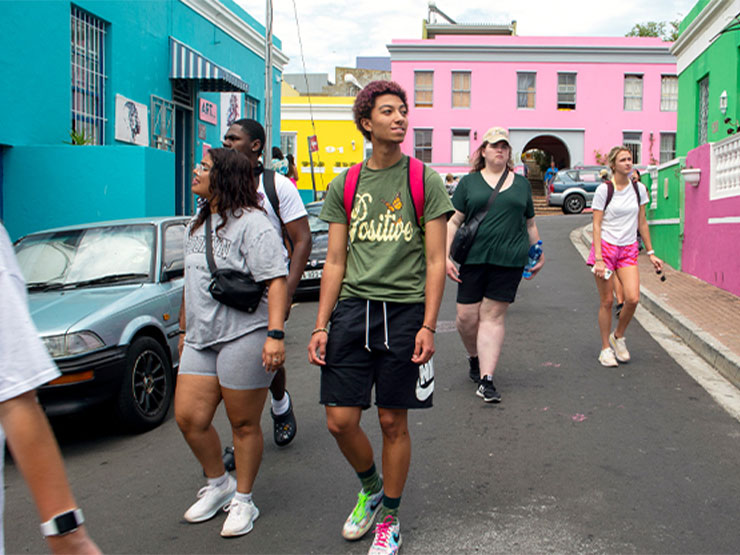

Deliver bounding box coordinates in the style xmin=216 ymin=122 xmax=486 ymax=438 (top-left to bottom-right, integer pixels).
xmin=521 ymin=135 xmax=571 ymax=195
xmin=523 ymin=135 xmax=570 ymax=169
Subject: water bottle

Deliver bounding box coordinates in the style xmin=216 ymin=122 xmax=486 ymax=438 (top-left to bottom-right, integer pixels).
xmin=523 ymin=240 xmax=543 ymax=278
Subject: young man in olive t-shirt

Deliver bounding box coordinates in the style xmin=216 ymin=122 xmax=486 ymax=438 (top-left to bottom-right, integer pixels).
xmin=308 ymin=81 xmax=452 ymax=555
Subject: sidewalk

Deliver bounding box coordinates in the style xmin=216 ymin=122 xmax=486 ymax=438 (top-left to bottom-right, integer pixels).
xmin=576 ymin=224 xmax=740 ymax=390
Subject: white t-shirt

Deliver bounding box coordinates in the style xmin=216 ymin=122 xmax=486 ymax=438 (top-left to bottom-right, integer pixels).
xmin=257 ymin=172 xmax=307 ymax=264
xmin=592 ymin=181 xmax=649 ymax=246
xmin=0 ymin=224 xmax=61 ymax=551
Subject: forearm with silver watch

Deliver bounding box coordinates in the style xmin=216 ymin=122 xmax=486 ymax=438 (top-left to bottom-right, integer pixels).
xmin=40 ymin=508 xmax=85 ymax=537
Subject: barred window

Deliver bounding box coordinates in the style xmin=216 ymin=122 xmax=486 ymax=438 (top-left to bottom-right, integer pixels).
xmin=414 ymin=129 xmax=432 ymax=163
xmin=624 ymin=74 xmax=643 ymax=111
xmin=150 ymin=95 xmax=174 ymax=152
xmin=415 ymin=71 xmax=433 ymax=108
xmin=660 ymin=75 xmax=678 ymax=111
xmin=245 ymin=96 xmax=258 ymax=120
xmin=660 ymin=133 xmax=676 ymax=163
xmin=451 ymin=71 xmax=471 ymax=108
xmin=71 ymin=6 xmax=107 ymax=145
xmin=698 ymin=76 xmax=709 ymax=145
xmin=517 ymin=72 xmax=536 ymax=108
xmin=623 ymin=132 xmax=642 ymax=165
xmin=557 ymin=73 xmax=576 ymax=110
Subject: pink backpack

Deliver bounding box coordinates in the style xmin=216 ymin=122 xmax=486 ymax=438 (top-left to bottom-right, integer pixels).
xmin=342 ymin=157 xmax=426 ymax=228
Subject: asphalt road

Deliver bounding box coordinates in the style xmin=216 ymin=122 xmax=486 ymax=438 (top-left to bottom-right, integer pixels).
xmin=5 ymin=215 xmax=740 ymax=554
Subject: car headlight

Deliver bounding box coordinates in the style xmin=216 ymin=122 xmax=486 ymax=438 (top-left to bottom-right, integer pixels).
xmin=42 ymin=331 xmax=105 ymax=358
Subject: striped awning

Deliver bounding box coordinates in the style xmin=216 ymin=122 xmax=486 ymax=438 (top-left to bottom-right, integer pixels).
xmin=169 ymin=37 xmax=249 ymax=93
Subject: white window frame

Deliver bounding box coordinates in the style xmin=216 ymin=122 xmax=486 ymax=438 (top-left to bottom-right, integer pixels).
xmin=280 ymin=131 xmax=297 ymax=158
xmin=517 ymin=72 xmax=536 ymax=109
xmin=660 ymin=75 xmax=678 ymax=112
xmin=659 ymin=132 xmax=676 ymax=164
xmin=624 ymin=74 xmax=643 ymax=111
xmin=623 ymin=131 xmax=642 ymax=165
xmin=557 ymin=72 xmax=576 ymax=110
xmin=71 ymin=6 xmax=107 ymax=145
xmin=451 ymin=129 xmax=470 ymax=164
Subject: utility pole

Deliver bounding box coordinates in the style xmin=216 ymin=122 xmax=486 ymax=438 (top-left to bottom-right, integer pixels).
xmin=263 ymin=0 xmax=273 ymax=168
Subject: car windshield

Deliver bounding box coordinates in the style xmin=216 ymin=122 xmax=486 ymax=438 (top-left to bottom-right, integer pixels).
xmin=15 ymin=224 xmax=155 ymax=288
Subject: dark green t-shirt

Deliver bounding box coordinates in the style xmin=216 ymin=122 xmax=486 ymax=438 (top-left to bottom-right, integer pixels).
xmin=321 ymin=156 xmax=453 ymax=303
xmin=451 ymin=172 xmax=535 ymax=267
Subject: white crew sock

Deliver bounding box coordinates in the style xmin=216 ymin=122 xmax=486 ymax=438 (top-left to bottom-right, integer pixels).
xmin=271 ymin=391 xmax=290 ymax=415
xmin=207 ymin=472 xmax=229 ymax=489
xmin=234 ymin=491 xmax=253 ymax=504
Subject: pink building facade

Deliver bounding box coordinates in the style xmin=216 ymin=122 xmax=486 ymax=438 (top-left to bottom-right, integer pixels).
xmin=389 ymin=36 xmax=677 ymax=177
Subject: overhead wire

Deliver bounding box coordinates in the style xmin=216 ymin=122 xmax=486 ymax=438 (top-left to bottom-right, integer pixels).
xmin=290 ymin=0 xmax=320 ymax=166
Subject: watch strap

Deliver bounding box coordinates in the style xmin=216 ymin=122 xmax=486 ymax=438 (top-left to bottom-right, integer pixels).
xmin=266 ymin=329 xmax=285 ymax=339
xmin=40 ymin=508 xmax=84 ymax=537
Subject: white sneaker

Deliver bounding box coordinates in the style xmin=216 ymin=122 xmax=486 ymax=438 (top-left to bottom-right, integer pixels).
xmin=598 ymin=348 xmax=618 ymax=367
xmin=609 ymin=333 xmax=630 ymax=362
xmin=183 ymin=475 xmax=236 ymax=523
xmin=221 ymin=498 xmax=259 ymax=537
xmin=368 ymin=515 xmax=402 ymax=555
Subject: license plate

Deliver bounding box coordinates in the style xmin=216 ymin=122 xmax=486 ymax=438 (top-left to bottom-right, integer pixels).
xmin=302 ymin=269 xmax=322 ymax=280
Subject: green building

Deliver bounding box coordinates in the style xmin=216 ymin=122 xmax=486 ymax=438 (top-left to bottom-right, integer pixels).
xmin=647 ymin=0 xmax=740 ymax=297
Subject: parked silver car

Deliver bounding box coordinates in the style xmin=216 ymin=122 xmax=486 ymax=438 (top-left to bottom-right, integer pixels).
xmin=546 ymin=166 xmax=606 ymax=214
xmin=14 ymin=217 xmax=189 ymax=432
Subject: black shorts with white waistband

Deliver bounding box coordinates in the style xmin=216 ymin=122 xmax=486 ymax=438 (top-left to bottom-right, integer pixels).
xmin=320 ymin=298 xmax=434 ymax=410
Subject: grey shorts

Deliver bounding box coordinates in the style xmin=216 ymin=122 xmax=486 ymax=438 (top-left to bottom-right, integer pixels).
xmin=179 ymin=328 xmax=274 ymax=390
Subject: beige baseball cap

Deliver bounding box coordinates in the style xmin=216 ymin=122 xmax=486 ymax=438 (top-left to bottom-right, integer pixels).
xmin=481 ymin=127 xmax=511 ymax=147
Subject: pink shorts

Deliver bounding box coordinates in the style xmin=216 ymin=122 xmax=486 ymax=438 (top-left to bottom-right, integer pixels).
xmin=587 ymin=240 xmax=639 ymax=271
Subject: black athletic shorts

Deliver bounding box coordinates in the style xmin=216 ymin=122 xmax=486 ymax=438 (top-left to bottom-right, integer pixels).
xmin=320 ymin=298 xmax=434 ymax=410
xmin=457 ymin=263 xmax=524 ymax=304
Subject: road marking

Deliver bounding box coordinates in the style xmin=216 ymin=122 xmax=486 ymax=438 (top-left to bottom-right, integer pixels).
xmin=570 ymin=228 xmax=740 ymax=423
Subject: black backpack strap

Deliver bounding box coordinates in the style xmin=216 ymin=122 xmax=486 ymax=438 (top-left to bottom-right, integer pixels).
xmin=263 ymin=169 xmax=280 ymax=218
xmin=632 ymin=180 xmax=641 ymax=205
xmin=262 ymin=168 xmax=294 ymax=255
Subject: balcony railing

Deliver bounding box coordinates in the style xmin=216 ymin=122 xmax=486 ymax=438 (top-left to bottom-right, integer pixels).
xmin=711 ymin=133 xmax=740 ymax=200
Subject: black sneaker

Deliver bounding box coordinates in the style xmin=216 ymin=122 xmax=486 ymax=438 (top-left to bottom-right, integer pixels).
xmin=476 ymin=376 xmax=501 ymax=403
xmin=468 ymin=356 xmax=480 ymax=383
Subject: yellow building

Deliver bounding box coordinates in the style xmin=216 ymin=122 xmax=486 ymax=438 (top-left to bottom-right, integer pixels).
xmin=280 ymin=96 xmax=367 ymax=203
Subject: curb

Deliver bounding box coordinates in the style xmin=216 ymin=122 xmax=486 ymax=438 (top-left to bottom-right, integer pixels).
xmin=576 ymin=224 xmax=740 ymax=390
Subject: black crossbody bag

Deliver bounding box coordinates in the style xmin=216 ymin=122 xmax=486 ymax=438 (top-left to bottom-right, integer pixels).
xmin=204 ymin=215 xmax=265 ymax=313
xmin=450 ymin=167 xmax=509 ymax=265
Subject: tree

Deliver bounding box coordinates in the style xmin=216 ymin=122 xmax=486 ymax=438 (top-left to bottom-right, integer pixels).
xmin=626 ymin=21 xmax=666 ymax=38
xmin=626 ymin=19 xmax=681 ymax=41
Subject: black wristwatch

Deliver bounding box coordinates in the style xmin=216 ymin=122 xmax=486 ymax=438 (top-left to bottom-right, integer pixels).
xmin=40 ymin=509 xmax=84 ymax=537
xmin=266 ymin=329 xmax=285 ymax=340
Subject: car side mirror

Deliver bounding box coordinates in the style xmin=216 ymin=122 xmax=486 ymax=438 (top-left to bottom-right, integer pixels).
xmin=161 ymin=261 xmax=184 ymax=281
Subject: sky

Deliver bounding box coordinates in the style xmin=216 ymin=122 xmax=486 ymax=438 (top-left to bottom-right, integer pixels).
xmin=235 ymin=0 xmax=695 ymax=78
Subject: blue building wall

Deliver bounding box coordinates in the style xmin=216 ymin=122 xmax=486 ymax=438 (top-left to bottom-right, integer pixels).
xmin=4 ymin=146 xmax=174 ymax=239
xmin=0 ymin=0 xmax=285 ymax=240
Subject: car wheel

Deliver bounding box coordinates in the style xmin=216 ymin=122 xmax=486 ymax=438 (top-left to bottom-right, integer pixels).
xmin=563 ymin=194 xmax=585 ymax=214
xmin=117 ymin=337 xmax=173 ymax=433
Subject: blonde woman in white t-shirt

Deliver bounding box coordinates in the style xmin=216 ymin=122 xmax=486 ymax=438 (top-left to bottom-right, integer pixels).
xmin=587 ymin=146 xmax=663 ymax=367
